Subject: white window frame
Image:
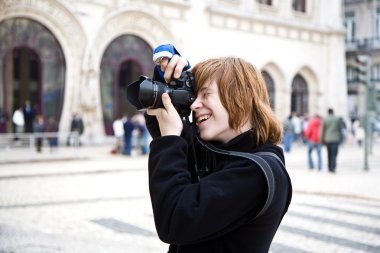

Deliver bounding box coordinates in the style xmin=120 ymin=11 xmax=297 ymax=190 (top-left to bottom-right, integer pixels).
xmin=345 ymin=11 xmax=356 ymax=42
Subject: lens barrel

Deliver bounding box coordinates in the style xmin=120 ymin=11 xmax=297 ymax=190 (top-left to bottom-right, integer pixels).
xmin=126 ymin=73 xmax=196 ymax=114
xmin=127 ymin=76 xmax=169 ymax=109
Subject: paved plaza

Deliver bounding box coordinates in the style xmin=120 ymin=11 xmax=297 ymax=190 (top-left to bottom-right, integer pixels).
xmin=0 ymin=141 xmax=379 ymax=252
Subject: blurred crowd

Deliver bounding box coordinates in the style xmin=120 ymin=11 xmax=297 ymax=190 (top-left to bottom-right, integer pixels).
xmin=281 ymin=108 xmax=379 ymax=173
xmin=1 ymin=100 xmax=84 ymax=153
xmin=111 ymin=113 xmax=150 ymax=156
xmin=1 ymin=100 xmax=378 ymax=162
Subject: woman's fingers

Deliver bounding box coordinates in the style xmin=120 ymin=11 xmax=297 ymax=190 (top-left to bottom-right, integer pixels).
xmin=146 ymin=94 xmax=174 ymax=118
xmin=161 ymin=93 xmax=175 ymax=112
xmin=146 ymin=107 xmax=160 ymax=118
xmin=161 ymin=55 xmax=188 ymax=82
xmin=173 ymin=57 xmax=189 ymax=79
xmin=146 ymin=93 xmax=183 ymax=136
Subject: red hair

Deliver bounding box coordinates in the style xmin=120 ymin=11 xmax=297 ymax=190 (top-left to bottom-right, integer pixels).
xmin=191 ymin=57 xmax=282 ymax=145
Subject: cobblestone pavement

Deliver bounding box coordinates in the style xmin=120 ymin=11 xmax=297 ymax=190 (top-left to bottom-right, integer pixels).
xmin=0 ymin=142 xmax=379 ymax=253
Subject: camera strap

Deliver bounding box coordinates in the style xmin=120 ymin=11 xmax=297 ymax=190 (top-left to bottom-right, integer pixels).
xmin=193 ymin=133 xmax=284 ymax=219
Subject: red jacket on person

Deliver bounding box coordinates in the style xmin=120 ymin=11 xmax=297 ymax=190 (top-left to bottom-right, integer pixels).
xmin=304 ymin=115 xmax=321 ymax=144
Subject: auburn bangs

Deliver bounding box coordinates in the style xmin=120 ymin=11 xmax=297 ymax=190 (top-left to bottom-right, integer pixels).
xmin=191 ymin=57 xmax=282 ymax=145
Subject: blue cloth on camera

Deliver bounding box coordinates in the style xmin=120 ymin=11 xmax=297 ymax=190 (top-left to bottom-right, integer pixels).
xmin=153 ymin=44 xmax=191 ymax=81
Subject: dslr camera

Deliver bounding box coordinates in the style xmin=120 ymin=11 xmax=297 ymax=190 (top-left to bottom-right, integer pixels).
xmin=127 ymin=71 xmax=196 ymax=117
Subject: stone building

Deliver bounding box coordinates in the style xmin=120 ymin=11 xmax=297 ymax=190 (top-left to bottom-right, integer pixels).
xmin=344 ymin=0 xmax=380 ymax=121
xmin=0 ymin=0 xmax=347 ymax=143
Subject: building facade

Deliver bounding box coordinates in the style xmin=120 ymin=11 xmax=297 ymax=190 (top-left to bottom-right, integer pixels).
xmin=0 ymin=0 xmax=347 ymax=143
xmin=344 ymin=0 xmax=380 ymax=121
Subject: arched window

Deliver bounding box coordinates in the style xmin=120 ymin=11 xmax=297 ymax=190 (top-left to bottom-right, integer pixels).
xmin=0 ymin=18 xmax=65 ymax=133
xmin=100 ymin=35 xmax=155 ymax=135
xmin=262 ymin=71 xmax=275 ymax=109
xmin=291 ymin=74 xmax=308 ymax=115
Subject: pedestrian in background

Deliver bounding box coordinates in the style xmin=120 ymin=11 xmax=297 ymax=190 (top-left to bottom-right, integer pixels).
xmin=304 ymin=114 xmax=322 ymax=171
xmin=23 ymin=100 xmax=36 ymax=133
xmin=282 ymin=115 xmax=295 ymax=153
xmin=321 ymin=108 xmax=342 ymax=173
xmin=0 ymin=107 xmax=8 ymax=133
xmin=132 ymin=113 xmax=150 ymax=155
xmin=12 ymin=106 xmax=24 ymax=141
xmin=112 ymin=115 xmax=124 ymax=154
xmin=291 ymin=111 xmax=302 ymax=144
xmin=46 ymin=116 xmax=59 ymax=152
xmin=300 ymin=112 xmax=309 ymax=144
xmin=67 ymin=113 xmax=84 ymax=146
xmin=122 ymin=115 xmax=134 ymax=156
xmin=33 ymin=114 xmax=45 ymax=153
xmin=352 ymin=119 xmax=364 ymax=147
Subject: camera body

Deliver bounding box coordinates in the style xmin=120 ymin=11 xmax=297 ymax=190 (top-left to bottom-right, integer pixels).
xmin=127 ymin=71 xmax=196 ymax=116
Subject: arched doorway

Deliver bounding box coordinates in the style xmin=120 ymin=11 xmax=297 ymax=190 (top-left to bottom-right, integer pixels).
xmin=0 ymin=18 xmax=66 ymax=133
xmin=262 ymin=70 xmax=275 ymax=110
xmin=117 ymin=60 xmax=142 ymax=119
xmin=291 ymin=74 xmax=308 ymax=115
xmin=11 ymin=47 xmax=41 ymax=114
xmin=100 ymin=35 xmax=155 ymax=135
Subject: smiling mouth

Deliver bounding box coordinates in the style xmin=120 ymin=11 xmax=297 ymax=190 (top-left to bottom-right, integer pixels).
xmin=196 ymin=114 xmax=211 ymax=125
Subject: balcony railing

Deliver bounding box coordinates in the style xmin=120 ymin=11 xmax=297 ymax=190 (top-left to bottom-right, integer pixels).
xmin=344 ymin=0 xmax=368 ymax=5
xmin=345 ymin=37 xmax=380 ymax=52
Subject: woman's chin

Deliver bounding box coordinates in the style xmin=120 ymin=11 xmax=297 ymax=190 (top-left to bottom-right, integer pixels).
xmin=200 ymin=132 xmax=212 ymax=141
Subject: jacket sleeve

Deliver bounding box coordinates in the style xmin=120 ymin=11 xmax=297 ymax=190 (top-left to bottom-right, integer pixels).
xmin=148 ymin=135 xmax=267 ymax=245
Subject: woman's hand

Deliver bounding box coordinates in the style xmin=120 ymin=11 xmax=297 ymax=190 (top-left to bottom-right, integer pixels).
xmin=158 ymin=55 xmax=189 ymax=83
xmin=147 ymin=93 xmax=183 ymax=136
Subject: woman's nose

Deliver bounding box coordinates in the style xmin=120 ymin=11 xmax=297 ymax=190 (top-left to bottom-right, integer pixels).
xmin=190 ymin=97 xmax=201 ymax=111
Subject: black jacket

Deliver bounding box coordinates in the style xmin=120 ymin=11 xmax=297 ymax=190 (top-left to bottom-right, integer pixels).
xmin=148 ymin=124 xmax=292 ymax=253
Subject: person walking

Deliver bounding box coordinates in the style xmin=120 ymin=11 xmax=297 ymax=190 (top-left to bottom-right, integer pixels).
xmin=112 ymin=116 xmax=124 ymax=154
xmin=321 ymin=108 xmax=343 ymax=173
xmin=46 ymin=116 xmax=59 ymax=152
xmin=23 ymin=100 xmax=36 ymax=133
xmin=300 ymin=112 xmax=309 ymax=144
xmin=132 ymin=113 xmax=150 ymax=155
xmin=144 ymin=45 xmax=292 ymax=252
xmin=304 ymin=114 xmax=322 ymax=171
xmin=33 ymin=115 xmax=45 ymax=153
xmin=122 ymin=116 xmax=134 ymax=156
xmin=12 ymin=106 xmax=24 ymax=141
xmin=67 ymin=113 xmax=84 ymax=146
xmin=352 ymin=119 xmax=364 ymax=147
xmin=291 ymin=111 xmax=302 ymax=144
xmin=0 ymin=107 xmax=8 ymax=133
xmin=282 ymin=115 xmax=295 ymax=153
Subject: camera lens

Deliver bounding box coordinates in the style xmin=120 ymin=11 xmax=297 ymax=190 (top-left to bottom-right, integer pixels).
xmin=127 ymin=76 xmax=169 ymax=109
xmin=126 ymin=72 xmax=195 ymax=117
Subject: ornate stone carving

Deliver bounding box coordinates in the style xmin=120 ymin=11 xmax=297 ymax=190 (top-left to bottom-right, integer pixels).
xmin=0 ymin=0 xmax=85 ymax=51
xmin=99 ymin=11 xmax=171 ymax=49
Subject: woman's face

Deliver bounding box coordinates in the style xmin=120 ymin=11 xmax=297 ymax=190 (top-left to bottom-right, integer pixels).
xmin=190 ymin=79 xmax=240 ymax=143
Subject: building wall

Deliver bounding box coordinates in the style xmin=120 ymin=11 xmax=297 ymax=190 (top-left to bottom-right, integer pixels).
xmin=344 ymin=0 xmax=380 ymax=119
xmin=0 ymin=0 xmax=348 ymax=143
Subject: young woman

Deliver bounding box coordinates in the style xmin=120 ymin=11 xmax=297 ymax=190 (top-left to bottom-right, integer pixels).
xmin=145 ymin=54 xmax=292 ymax=253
